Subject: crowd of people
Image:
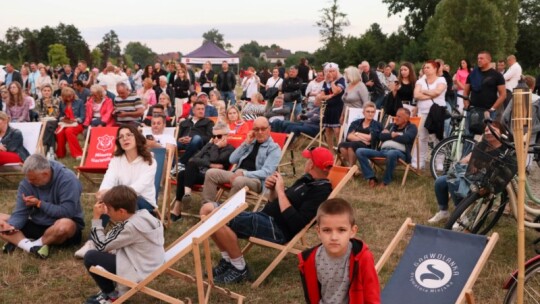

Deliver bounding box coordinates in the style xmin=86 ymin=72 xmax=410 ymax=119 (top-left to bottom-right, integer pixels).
xmin=0 ymin=51 xmax=539 ymax=303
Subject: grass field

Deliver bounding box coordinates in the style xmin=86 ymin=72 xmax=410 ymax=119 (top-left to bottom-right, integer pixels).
xmin=0 ymin=152 xmax=538 ymax=304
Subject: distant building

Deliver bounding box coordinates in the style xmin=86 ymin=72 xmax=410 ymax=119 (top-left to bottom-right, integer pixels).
xmin=157 ymin=52 xmax=181 ymax=63
xmin=260 ymin=49 xmax=292 ymax=64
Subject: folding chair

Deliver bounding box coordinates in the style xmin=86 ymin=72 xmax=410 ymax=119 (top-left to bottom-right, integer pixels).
xmin=242 ymin=165 xmax=359 ymax=288
xmin=90 ymin=188 xmax=249 ymax=304
xmin=369 ymin=116 xmax=421 ymax=186
xmin=152 ymin=147 xmax=174 ymax=224
xmin=74 ymin=126 xmax=118 ymax=185
xmin=0 ymin=122 xmax=45 ymax=181
xmin=376 ymin=218 xmax=499 ymax=304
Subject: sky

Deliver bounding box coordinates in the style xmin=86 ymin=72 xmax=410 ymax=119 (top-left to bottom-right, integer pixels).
xmin=0 ymin=0 xmax=404 ymax=54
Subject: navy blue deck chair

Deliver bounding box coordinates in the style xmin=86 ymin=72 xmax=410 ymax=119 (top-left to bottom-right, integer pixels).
xmin=151 ymin=147 xmax=174 ymax=223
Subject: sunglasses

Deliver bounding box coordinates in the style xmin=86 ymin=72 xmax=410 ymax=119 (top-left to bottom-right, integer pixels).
xmin=212 ymin=134 xmax=225 ymax=139
xmin=252 ymin=126 xmax=269 ymax=133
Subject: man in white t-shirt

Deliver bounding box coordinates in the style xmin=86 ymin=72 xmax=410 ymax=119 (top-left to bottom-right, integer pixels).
xmin=144 ymin=115 xmax=176 ymax=149
xmin=304 ymin=71 xmax=325 ymax=110
xmin=503 ymin=55 xmax=522 ymax=108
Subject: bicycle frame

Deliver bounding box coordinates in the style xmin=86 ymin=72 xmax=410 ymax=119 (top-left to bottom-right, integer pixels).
xmin=508 ymin=179 xmax=540 ymax=229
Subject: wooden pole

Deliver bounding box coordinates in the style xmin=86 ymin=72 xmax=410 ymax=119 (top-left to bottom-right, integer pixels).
xmin=511 ymin=85 xmax=533 ymax=304
xmin=319 ymin=100 xmax=327 ymax=147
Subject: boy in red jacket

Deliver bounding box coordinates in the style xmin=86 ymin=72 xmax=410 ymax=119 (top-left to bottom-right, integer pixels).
xmin=298 ymin=198 xmax=380 ymax=304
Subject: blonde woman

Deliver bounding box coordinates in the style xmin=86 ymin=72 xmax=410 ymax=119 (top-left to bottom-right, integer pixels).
xmin=318 ymin=63 xmax=345 ymax=150
xmin=225 ymin=106 xmax=250 ymax=135
xmin=209 ymin=90 xmax=226 ymax=120
xmin=137 ymin=77 xmax=157 ymax=109
xmin=340 ymin=66 xmax=369 ymax=124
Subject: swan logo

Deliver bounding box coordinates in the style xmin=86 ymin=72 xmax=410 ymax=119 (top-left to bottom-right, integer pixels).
xmin=410 ymin=254 xmax=459 ymax=293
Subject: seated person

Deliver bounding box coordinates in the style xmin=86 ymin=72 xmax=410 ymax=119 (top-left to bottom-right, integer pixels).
xmin=83 ymin=84 xmax=114 ymax=128
xmin=271 ymin=98 xmax=322 ymax=141
xmin=157 ymin=93 xmax=175 ymax=117
xmin=338 ymin=102 xmax=382 ymax=166
xmin=0 ymin=111 xmax=30 ymax=165
xmin=428 ymin=122 xmax=506 ymax=223
xmin=83 ymin=185 xmax=164 ymax=304
xmin=56 ymin=87 xmax=85 ymax=159
xmin=169 ymin=122 xmax=235 ymax=221
xmin=6 ymin=81 xmax=32 ymax=122
xmin=143 ymin=115 xmax=177 ymax=149
xmin=209 ymin=90 xmax=227 ymax=120
xmin=190 ymin=92 xmax=218 ymax=118
xmin=200 ymin=146 xmax=334 ymax=283
xmin=225 ymin=105 xmax=250 ymax=135
xmin=241 ymin=92 xmax=266 ymax=120
xmin=177 ymin=101 xmax=214 ymax=171
xmin=298 ymin=198 xmax=380 ymax=304
xmin=142 ymin=104 xmax=172 ymax=127
xmin=264 ymin=95 xmax=290 ymax=124
xmin=356 ymin=107 xmax=417 ymax=188
xmin=201 ymin=117 xmax=280 ymax=203
xmin=75 ymin=124 xmax=157 ymax=258
xmin=113 ymin=82 xmax=145 ymax=126
xmin=0 ymin=154 xmax=84 ymax=258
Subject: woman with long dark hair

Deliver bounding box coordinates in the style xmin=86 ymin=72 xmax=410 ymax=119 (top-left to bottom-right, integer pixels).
xmin=454 ymin=59 xmax=471 ymax=113
xmin=5 ymin=82 xmax=32 ymax=122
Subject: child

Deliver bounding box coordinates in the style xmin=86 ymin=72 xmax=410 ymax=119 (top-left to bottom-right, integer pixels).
xmin=298 ymin=198 xmax=380 ymax=304
xmin=83 ymin=185 xmax=165 ymax=304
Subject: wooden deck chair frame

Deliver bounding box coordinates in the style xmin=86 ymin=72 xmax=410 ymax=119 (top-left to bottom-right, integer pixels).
xmin=75 ymin=126 xmax=119 ymax=186
xmin=295 ymin=130 xmax=328 ymax=152
xmin=90 ymin=188 xmax=250 ymax=304
xmin=158 ymin=146 xmax=175 ymax=225
xmin=289 ymin=100 xmax=297 ymax=121
xmin=0 ymin=121 xmax=45 ymax=182
xmin=376 ymin=218 xmax=499 ymax=304
xmin=241 ymin=165 xmax=359 ymax=288
xmin=370 ymin=116 xmax=421 ymax=186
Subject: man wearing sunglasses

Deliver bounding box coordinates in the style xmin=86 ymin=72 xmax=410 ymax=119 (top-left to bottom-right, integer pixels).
xmin=200 ymin=146 xmax=334 ymax=284
xmin=201 ymin=117 xmax=281 ymax=204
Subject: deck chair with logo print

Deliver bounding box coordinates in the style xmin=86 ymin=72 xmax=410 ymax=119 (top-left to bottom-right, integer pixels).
xmin=90 ymin=188 xmax=249 ymax=304
xmin=75 ymin=126 xmax=118 ymax=185
xmin=376 ymin=218 xmax=499 ymax=304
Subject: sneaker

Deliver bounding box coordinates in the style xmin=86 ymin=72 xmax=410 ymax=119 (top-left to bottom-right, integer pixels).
xmin=170 ymin=163 xmax=186 ymax=176
xmin=428 ymin=210 xmax=450 ymax=224
xmin=212 ymin=258 xmax=233 ymax=277
xmin=214 ymin=264 xmax=251 ymax=284
xmin=75 ymin=240 xmax=96 ymax=259
xmin=2 ymin=242 xmax=16 ymax=254
xmin=30 ymin=245 xmax=49 ymax=259
xmin=170 ymin=213 xmax=182 ymax=222
xmin=85 ymin=291 xmax=117 ymax=304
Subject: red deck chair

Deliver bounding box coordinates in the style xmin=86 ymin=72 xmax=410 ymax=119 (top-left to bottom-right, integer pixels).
xmin=74 ymin=126 xmax=118 ymax=185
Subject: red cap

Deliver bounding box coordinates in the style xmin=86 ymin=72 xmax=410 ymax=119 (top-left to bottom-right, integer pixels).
xmin=301 ymin=147 xmax=334 ymax=171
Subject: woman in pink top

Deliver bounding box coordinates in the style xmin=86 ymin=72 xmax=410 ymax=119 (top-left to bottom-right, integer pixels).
xmin=137 ymin=77 xmax=157 ymax=108
xmin=5 ymin=82 xmax=32 ymax=122
xmin=454 ymin=59 xmax=471 ymax=113
xmin=83 ymin=84 xmax=115 ymax=127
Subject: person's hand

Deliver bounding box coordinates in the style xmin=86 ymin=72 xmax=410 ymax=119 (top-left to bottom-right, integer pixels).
xmin=216 ymin=137 xmax=227 ymax=148
xmin=22 ymin=194 xmax=40 ymax=207
xmin=93 ymin=202 xmax=107 ymax=219
xmin=245 ymin=131 xmax=255 ymax=144
xmin=62 ymin=117 xmax=73 ymax=123
xmin=95 ymin=189 xmax=107 ymax=202
xmin=0 ymin=221 xmax=16 ymax=234
xmin=381 ymin=129 xmax=390 ymax=134
xmin=274 ymin=172 xmax=285 ymax=193
xmin=265 ymin=173 xmax=277 ymax=190
xmin=209 ymin=163 xmax=224 ymax=169
xmin=366 ymin=80 xmax=374 ymax=87
xmin=463 ymin=100 xmax=470 ymax=110
xmin=411 ymin=107 xmax=418 ymax=117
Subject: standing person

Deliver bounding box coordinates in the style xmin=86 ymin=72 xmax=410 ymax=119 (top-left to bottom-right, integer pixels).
xmin=454 ymin=59 xmax=471 ymax=113
xmin=20 ymin=66 xmax=30 ymax=94
xmin=60 ymin=64 xmax=74 ymax=85
xmin=56 ymin=87 xmax=85 ymax=159
xmin=264 ymin=68 xmax=283 ymax=105
xmin=412 ymin=60 xmax=447 ymax=170
xmin=298 ymin=58 xmax=310 ymax=96
xmin=173 ymin=67 xmax=191 ymax=100
xmin=282 ymin=65 xmax=304 ymax=119
xmin=503 ymin=55 xmax=522 ymax=108
xmin=383 ymin=62 xmax=417 ymax=117
xmin=240 ymin=67 xmax=259 ymax=101
xmin=5 ymin=82 xmax=32 ymax=122
xmin=318 ymin=63 xmax=345 ymax=150
xmin=496 ymin=59 xmax=506 ymax=75
xmin=257 ymin=66 xmax=271 ymax=98
xmin=36 ymin=67 xmax=52 ymax=99
xmin=152 ymin=62 xmax=167 ymax=85
xmin=0 ymin=154 xmax=84 ymax=259
xmin=0 ymin=111 xmax=30 ymax=165
xmin=359 ymin=61 xmax=385 ymax=109
xmin=97 ymin=66 xmax=128 ymax=96
xmin=305 ymin=70 xmax=325 ymax=110
xmin=216 ymin=61 xmax=237 ymax=106
xmin=199 ymin=61 xmax=215 ymax=95
xmin=4 ymin=63 xmax=23 ymax=87
xmin=76 ymin=60 xmax=91 ymax=87
xmin=83 ymin=185 xmax=164 ymax=304
xmin=340 ymin=66 xmax=369 ymax=124
xmin=463 ymin=51 xmax=506 ymax=121
xmin=28 ymin=62 xmax=40 ymax=97
xmin=298 ymin=198 xmax=380 ymax=304
xmin=133 ymin=63 xmax=144 ymax=91
xmin=142 ymin=65 xmax=154 ymax=82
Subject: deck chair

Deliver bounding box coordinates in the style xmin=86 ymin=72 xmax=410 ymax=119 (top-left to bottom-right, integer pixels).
xmin=152 ymin=147 xmax=174 ymax=224
xmin=74 ymin=126 xmax=118 ymax=185
xmin=142 ymin=126 xmax=179 ymax=140
xmin=90 ymin=188 xmax=249 ymax=304
xmin=0 ymin=122 xmax=45 ymax=180
xmin=369 ymin=116 xmax=421 ymax=186
xmin=376 ymin=218 xmax=499 ymax=304
xmin=242 ymin=165 xmax=359 ymax=288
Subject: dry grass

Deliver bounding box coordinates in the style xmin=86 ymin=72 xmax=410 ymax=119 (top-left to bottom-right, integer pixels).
xmin=0 ymin=153 xmax=537 ymax=304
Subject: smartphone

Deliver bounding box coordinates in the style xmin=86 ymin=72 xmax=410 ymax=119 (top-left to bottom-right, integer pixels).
xmin=145 ymin=134 xmax=154 ymax=140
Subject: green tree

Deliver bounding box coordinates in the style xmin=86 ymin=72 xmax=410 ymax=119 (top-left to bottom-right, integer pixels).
xmin=4 ymin=27 xmax=24 ymax=64
xmin=124 ymin=41 xmax=156 ymax=66
xmin=90 ymin=48 xmax=103 ymax=69
xmin=285 ymin=51 xmax=315 ymax=67
xmin=238 ymin=41 xmax=268 ymax=57
xmin=516 ymin=0 xmax=540 ymax=70
xmin=97 ymin=30 xmax=121 ymax=65
xmin=382 ymin=0 xmax=440 ymax=38
xmin=48 ymin=44 xmax=70 ymax=67
xmin=36 ymin=26 xmax=58 ymax=62
xmin=239 ymin=53 xmax=259 ymax=69
xmin=315 ymin=0 xmax=350 ymax=44
xmin=202 ymin=28 xmax=232 ymax=52
xmin=55 ymin=23 xmax=91 ymax=66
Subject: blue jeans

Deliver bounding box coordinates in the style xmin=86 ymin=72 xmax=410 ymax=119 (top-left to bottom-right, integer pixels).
xmin=228 ymin=211 xmax=286 ymax=244
xmin=285 ymin=123 xmax=319 ymax=141
xmin=356 ymin=148 xmax=406 ymax=185
xmin=221 ymin=91 xmax=236 ymax=106
xmin=177 ymin=135 xmax=204 ymax=164
xmin=435 ymin=175 xmax=464 ymax=211
xmin=271 ymin=120 xmax=297 ymax=133
xmin=284 ymin=101 xmax=302 ymax=120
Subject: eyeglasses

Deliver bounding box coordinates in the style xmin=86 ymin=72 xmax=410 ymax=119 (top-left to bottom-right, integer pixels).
xmin=252 ymin=126 xmax=269 ymax=133
xmin=364 ymin=110 xmax=376 ymax=114
xmin=118 ymin=133 xmax=135 ymax=140
xmin=212 ymin=134 xmax=225 ymax=139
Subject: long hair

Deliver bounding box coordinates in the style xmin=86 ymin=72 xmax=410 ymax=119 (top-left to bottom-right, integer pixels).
xmin=114 ymin=124 xmax=153 ymax=166
xmin=7 ymin=82 xmax=23 ymax=107
xmin=399 ymin=62 xmax=417 ymax=85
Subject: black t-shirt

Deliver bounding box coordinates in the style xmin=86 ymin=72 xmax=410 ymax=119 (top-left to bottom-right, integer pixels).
xmin=239 ymin=141 xmax=261 ymax=171
xmin=397 ymin=82 xmax=414 ymax=102
xmin=467 ymin=68 xmax=505 ymax=109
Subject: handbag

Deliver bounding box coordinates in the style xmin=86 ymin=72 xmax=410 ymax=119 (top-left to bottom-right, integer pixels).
xmin=240 ymin=90 xmax=247 ymax=100
xmin=265 ymin=78 xmax=281 ymax=100
xmin=468 ymin=107 xmax=487 ymax=135
xmin=423 ymin=79 xmax=450 ymax=140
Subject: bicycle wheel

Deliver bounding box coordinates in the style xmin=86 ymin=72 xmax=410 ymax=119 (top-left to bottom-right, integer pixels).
xmin=430 ymin=136 xmax=476 ymax=179
xmin=503 ymin=258 xmax=540 ymax=304
xmin=444 ymin=190 xmax=507 ymax=235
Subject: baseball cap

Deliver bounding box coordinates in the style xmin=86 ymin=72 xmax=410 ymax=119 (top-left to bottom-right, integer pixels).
xmin=197 ymin=92 xmax=208 ymax=98
xmin=301 ymin=147 xmax=334 ymax=171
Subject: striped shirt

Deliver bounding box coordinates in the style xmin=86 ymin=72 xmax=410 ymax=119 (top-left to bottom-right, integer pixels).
xmin=114 ymin=95 xmax=144 ymax=123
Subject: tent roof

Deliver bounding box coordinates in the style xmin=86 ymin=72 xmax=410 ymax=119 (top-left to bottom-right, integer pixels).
xmin=184 ymin=41 xmax=237 ymax=59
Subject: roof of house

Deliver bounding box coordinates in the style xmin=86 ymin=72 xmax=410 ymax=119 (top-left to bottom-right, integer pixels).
xmin=261 ymin=49 xmax=292 ymax=59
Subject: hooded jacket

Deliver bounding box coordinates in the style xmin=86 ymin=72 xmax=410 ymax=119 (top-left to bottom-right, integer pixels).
xmin=298 ymin=238 xmax=381 ymax=304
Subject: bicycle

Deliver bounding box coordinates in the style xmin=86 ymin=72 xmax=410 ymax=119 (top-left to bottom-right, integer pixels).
xmin=502 ymin=237 xmax=540 ymax=303
xmin=429 ymin=99 xmax=477 ymax=179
